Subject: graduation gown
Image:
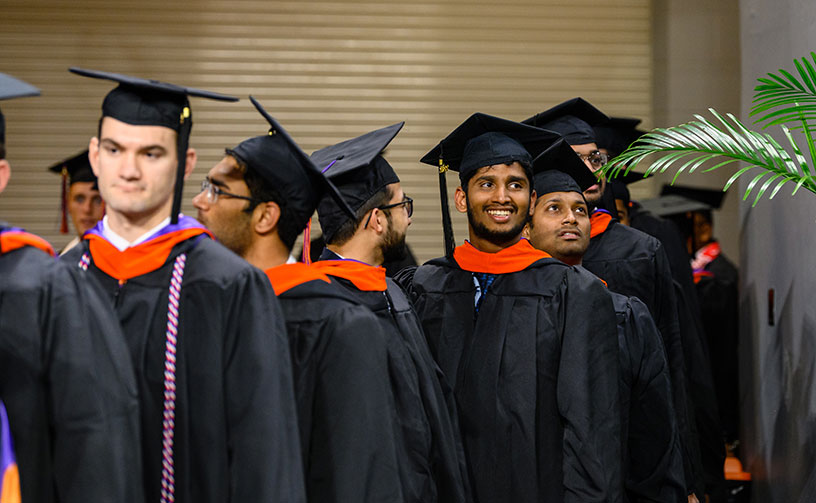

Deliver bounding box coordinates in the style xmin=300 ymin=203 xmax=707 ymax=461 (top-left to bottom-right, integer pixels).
xmin=313 ymin=250 xmax=471 ymax=503
xmin=607 ymin=289 xmax=685 ymax=503
xmin=62 ymin=218 xmax=305 ymax=503
xmin=582 ymin=211 xmax=701 ymax=496
xmin=694 ymin=247 xmax=739 ymax=443
xmin=404 ymin=239 xmax=621 ymax=503
xmin=266 ymin=263 xmax=406 ymax=502
xmin=0 ymin=225 xmax=142 ymax=503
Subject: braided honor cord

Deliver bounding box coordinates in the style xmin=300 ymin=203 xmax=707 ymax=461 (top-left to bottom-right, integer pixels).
xmin=161 ymin=253 xmax=187 ymax=503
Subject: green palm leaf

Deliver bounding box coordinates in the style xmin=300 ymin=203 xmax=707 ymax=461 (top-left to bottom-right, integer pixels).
xmin=602 ymin=108 xmax=816 ymax=206
xmin=751 ymin=51 xmax=816 ymax=131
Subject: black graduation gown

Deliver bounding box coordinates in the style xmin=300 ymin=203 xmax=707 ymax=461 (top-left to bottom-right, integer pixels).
xmin=62 ymin=236 xmax=305 ymax=503
xmin=405 ymin=249 xmax=622 ymax=503
xmin=696 ymin=251 xmax=739 ymax=443
xmin=316 ymin=249 xmax=471 ymax=503
xmin=0 ymin=227 xmax=142 ymax=503
xmin=607 ymin=289 xmax=685 ymax=503
xmin=582 ymin=216 xmax=703 ymax=496
xmin=274 ymin=274 xmax=406 ymax=502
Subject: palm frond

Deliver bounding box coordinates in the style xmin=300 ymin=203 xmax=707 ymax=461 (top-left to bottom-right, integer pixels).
xmin=602 ymin=108 xmax=816 ymax=206
xmin=751 ymin=51 xmax=816 ymax=131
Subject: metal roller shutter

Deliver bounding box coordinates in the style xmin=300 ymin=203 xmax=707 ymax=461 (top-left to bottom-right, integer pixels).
xmin=0 ymin=0 xmax=650 ymax=261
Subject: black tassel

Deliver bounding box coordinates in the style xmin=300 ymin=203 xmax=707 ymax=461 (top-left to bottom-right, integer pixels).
xmin=438 ymin=158 xmax=455 ymax=257
xmin=171 ymin=107 xmax=192 ymax=225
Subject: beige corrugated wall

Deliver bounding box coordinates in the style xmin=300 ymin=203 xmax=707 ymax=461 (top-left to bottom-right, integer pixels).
xmin=0 ymin=0 xmax=651 ymax=262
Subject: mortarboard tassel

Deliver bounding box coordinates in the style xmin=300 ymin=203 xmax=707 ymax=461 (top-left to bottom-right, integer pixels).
xmin=170 ymin=107 xmax=192 ymax=225
xmin=438 ymin=158 xmax=455 ymax=257
xmin=59 ymin=166 xmax=69 ymax=234
xmin=302 ymin=219 xmax=312 ymax=265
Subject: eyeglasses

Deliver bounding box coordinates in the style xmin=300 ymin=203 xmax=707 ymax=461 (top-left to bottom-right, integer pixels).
xmin=200 ymin=178 xmax=258 ymax=205
xmin=364 ymin=196 xmax=414 ymax=228
xmin=576 ymin=151 xmax=609 ymax=170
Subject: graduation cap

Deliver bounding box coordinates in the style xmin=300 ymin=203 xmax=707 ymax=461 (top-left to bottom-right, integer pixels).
xmin=69 ymin=67 xmax=239 ymax=224
xmin=420 ymin=113 xmax=561 ymax=255
xmin=523 ymin=97 xmax=609 ymax=145
xmin=607 ymin=170 xmax=651 ymax=206
xmin=532 ymin=138 xmax=598 ymax=197
xmin=593 ymin=117 xmax=646 ymax=158
xmin=311 ymin=122 xmax=404 ymax=244
xmin=637 ymin=194 xmax=713 ymax=217
xmin=660 ymin=184 xmax=726 ymax=209
xmin=228 ymin=96 xmax=355 ymax=236
xmin=0 ymin=73 xmax=41 ymax=152
xmin=48 ymin=150 xmax=97 ymax=233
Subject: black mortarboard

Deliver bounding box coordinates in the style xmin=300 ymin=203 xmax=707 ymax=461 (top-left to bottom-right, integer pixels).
xmin=420 ymin=113 xmax=561 ymax=255
xmin=523 ymin=97 xmax=609 ymax=145
xmin=228 ymin=96 xmax=355 ymax=233
xmin=48 ymin=150 xmax=97 ymax=234
xmin=0 ymin=73 xmax=40 ymax=151
xmin=69 ymin=67 xmax=239 ymax=224
xmin=532 ymin=138 xmax=598 ymax=196
xmin=638 ymin=194 xmax=713 ymax=217
xmin=593 ymin=117 xmax=646 ymax=158
xmin=311 ymin=122 xmax=404 ymax=244
xmin=660 ymin=184 xmax=726 ymax=209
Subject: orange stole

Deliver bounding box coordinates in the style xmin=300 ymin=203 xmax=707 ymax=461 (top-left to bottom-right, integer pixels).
xmin=0 ymin=464 xmax=20 ymax=503
xmin=0 ymin=231 xmax=55 ymax=257
xmin=589 ymin=212 xmax=613 ymax=238
xmin=452 ymin=239 xmax=550 ymax=274
xmin=85 ymin=228 xmax=212 ymax=281
xmin=310 ymin=260 xmax=388 ymax=292
xmin=265 ymin=263 xmax=331 ymax=295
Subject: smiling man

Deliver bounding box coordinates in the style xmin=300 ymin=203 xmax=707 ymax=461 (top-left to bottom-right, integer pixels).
xmin=400 ymin=113 xmax=621 ymax=503
xmin=61 ymin=69 xmax=304 ymax=503
xmin=524 ymin=139 xmax=686 ymax=503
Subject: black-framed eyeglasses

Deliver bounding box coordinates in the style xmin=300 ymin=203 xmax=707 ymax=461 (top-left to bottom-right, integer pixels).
xmin=576 ymin=151 xmax=609 ymax=171
xmin=200 ymin=178 xmax=258 ymax=205
xmin=364 ymin=196 xmax=414 ymax=228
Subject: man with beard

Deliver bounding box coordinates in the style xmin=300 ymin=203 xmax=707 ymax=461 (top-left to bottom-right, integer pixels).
xmin=523 ymin=139 xmax=686 ymax=502
xmin=525 ymin=98 xmax=724 ymax=503
xmin=61 ymin=69 xmax=304 ymax=503
xmin=1 ymin=73 xmax=142 ymax=503
xmin=399 ymin=113 xmax=621 ymax=503
xmin=48 ymin=150 xmax=105 ymax=255
xmin=308 ymin=122 xmax=471 ymax=503
xmin=193 ymin=98 xmax=469 ymax=503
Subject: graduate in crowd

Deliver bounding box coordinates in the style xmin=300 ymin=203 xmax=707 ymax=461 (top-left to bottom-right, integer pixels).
xmin=523 ymin=139 xmax=686 ymax=502
xmin=306 ymin=122 xmax=471 ymax=503
xmin=645 ymin=187 xmax=740 ymax=448
xmin=61 ymin=69 xmax=304 ymax=503
xmin=1 ymin=73 xmax=142 ymax=503
xmin=525 ymin=98 xmax=724 ymax=502
xmin=48 ymin=150 xmax=104 ymax=255
xmin=193 ymin=97 xmax=465 ymax=502
xmin=397 ymin=113 xmax=622 ymax=503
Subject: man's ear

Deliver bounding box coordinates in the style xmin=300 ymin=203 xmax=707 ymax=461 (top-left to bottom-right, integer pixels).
xmin=254 ymin=201 xmax=281 ymax=235
xmin=183 ymin=148 xmax=197 ymax=180
xmin=368 ymin=208 xmax=387 ymax=234
xmin=0 ymin=159 xmax=10 ymax=193
xmin=521 ymin=222 xmax=531 ymax=239
xmin=88 ymin=137 xmax=100 ymax=177
xmin=454 ymin=186 xmax=468 ymax=214
xmin=528 ymin=190 xmax=537 ymax=216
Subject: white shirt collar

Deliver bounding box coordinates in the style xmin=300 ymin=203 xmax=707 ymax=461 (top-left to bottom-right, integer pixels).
xmin=101 ymin=215 xmax=173 ymax=252
xmin=286 ymin=254 xmax=298 ymax=264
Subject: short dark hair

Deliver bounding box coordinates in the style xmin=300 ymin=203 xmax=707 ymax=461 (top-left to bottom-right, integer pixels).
xmin=326 ymin=185 xmax=394 ymax=247
xmin=0 ymin=142 xmax=5 ymax=160
xmin=227 ymin=152 xmax=302 ymax=251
